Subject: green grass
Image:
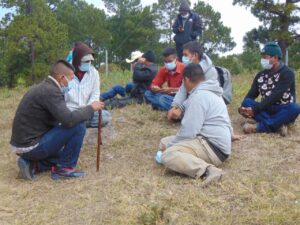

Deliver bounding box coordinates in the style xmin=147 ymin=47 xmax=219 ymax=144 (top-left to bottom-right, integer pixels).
xmin=0 ymin=72 xmax=299 ymax=225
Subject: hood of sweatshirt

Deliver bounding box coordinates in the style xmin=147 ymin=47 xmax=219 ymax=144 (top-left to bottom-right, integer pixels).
xmin=191 ymin=79 xmax=223 ymax=97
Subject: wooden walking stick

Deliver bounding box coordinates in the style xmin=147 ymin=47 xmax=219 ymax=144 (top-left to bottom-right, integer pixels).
xmin=96 ymin=110 xmax=102 ymax=172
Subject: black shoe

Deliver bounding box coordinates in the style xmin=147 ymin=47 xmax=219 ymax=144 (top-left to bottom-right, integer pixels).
xmin=17 ymin=158 xmax=36 ymax=180
xmin=51 ymin=166 xmax=85 ymax=180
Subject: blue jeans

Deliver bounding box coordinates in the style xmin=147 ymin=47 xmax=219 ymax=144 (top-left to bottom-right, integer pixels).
xmin=144 ymin=90 xmax=174 ymax=111
xmin=242 ymin=98 xmax=300 ymax=133
xmin=86 ymin=110 xmax=111 ymax=128
xmin=20 ymin=122 xmax=86 ymax=171
xmin=101 ymin=83 xmax=134 ymax=101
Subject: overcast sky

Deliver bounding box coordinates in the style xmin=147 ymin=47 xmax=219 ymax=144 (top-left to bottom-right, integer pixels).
xmin=0 ymin=0 xmax=261 ymax=54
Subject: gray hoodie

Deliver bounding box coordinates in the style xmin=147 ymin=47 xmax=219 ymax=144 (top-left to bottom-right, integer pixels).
xmin=168 ymin=79 xmax=232 ymax=155
xmin=172 ymin=54 xmax=218 ymax=109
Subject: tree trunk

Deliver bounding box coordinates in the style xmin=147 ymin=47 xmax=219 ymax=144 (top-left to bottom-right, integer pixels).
xmin=25 ymin=0 xmax=36 ymax=83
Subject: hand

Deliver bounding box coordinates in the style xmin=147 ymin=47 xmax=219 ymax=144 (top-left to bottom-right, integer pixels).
xmin=239 ymin=107 xmax=254 ymax=118
xmin=232 ymin=134 xmax=245 ymax=142
xmin=91 ymin=101 xmax=104 ymax=111
xmin=167 ymin=107 xmax=183 ymax=121
xmin=179 ymin=27 xmax=184 ymax=32
xmin=137 ymin=57 xmax=146 ymax=64
xmin=151 ymin=85 xmax=161 ymax=93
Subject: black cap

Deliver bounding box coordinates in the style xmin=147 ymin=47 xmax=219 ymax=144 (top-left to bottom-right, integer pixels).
xmin=143 ymin=50 xmax=156 ymax=63
xmin=179 ymin=0 xmax=190 ymax=12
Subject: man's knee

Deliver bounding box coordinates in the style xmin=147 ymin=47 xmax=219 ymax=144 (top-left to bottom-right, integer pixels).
xmin=144 ymin=90 xmax=153 ymax=100
xmin=101 ymin=110 xmax=111 ymax=127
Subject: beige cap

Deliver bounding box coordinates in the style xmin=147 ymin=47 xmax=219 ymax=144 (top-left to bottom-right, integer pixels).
xmin=81 ymin=54 xmax=94 ymax=62
xmin=125 ymin=51 xmax=143 ymax=63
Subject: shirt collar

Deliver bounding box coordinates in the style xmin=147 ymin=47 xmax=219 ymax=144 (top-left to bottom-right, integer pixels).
xmin=48 ymin=75 xmax=61 ymax=88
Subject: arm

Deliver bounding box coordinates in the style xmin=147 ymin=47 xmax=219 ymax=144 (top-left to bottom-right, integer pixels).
xmin=172 ymin=16 xmax=181 ymax=34
xmin=253 ymin=70 xmax=294 ymax=113
xmin=191 ymin=13 xmax=202 ymax=38
xmin=171 ymin=83 xmax=188 ymax=110
xmin=244 ymin=74 xmax=260 ymax=100
xmin=133 ymin=64 xmax=155 ymax=83
xmin=44 ymin=90 xmax=94 ymax=128
xmin=87 ymin=67 xmax=100 ymax=105
xmin=150 ymin=68 xmax=166 ymax=89
xmin=168 ymin=97 xmax=205 ymax=148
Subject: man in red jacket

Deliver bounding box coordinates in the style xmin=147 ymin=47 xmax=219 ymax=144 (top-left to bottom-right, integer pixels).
xmin=144 ymin=48 xmax=185 ymax=111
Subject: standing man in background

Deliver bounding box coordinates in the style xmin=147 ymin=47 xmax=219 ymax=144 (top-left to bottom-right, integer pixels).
xmin=172 ymin=0 xmax=202 ymax=61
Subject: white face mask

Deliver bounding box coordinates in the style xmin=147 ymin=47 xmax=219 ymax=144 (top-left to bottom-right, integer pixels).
xmin=260 ymin=58 xmax=273 ymax=70
xmin=164 ymin=60 xmax=176 ymax=71
xmin=181 ymin=13 xmax=189 ymax=19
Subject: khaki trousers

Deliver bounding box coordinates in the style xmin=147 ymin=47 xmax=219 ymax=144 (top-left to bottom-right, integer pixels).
xmin=159 ymin=136 xmax=222 ymax=178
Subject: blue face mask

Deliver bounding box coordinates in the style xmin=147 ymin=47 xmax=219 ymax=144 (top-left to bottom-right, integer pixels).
xmin=79 ymin=62 xmax=91 ymax=72
xmin=164 ymin=60 xmax=176 ymax=71
xmin=182 ymin=56 xmax=192 ymax=65
xmin=61 ymin=76 xmax=74 ymax=94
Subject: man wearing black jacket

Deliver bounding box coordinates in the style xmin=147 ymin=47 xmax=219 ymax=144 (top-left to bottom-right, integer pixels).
xmin=104 ymin=50 xmax=158 ymax=108
xmin=172 ymin=0 xmax=202 ymax=62
xmin=10 ymin=60 xmax=103 ymax=180
xmin=239 ymin=42 xmax=300 ymax=136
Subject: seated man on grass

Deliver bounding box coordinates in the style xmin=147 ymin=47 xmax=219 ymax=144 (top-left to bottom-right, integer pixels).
xmin=65 ymin=41 xmax=111 ymax=128
xmin=104 ymin=50 xmax=158 ymax=109
xmin=239 ymin=42 xmax=300 ymax=136
xmin=167 ymin=41 xmax=219 ymax=120
xmin=10 ymin=60 xmax=103 ymax=181
xmin=157 ymin=63 xmax=233 ymax=186
xmin=144 ymin=48 xmax=184 ymax=111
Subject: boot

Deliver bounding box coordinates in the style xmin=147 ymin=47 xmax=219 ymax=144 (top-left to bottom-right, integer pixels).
xmin=202 ymin=166 xmax=225 ymax=187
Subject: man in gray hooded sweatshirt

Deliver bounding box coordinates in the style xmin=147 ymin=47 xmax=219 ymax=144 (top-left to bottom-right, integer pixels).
xmin=160 ymin=63 xmax=232 ymax=186
xmin=168 ymin=41 xmax=219 ymax=120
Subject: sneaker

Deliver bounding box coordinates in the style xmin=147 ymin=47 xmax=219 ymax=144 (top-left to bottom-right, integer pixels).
xmin=202 ymin=166 xmax=225 ymax=187
xmin=278 ymin=125 xmax=288 ymax=137
xmin=243 ymin=122 xmax=257 ymax=134
xmin=51 ymin=166 xmax=85 ymax=180
xmin=17 ymin=158 xmax=36 ymax=180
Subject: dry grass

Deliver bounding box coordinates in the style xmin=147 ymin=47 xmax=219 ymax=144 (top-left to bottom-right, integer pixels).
xmin=0 ymin=73 xmax=300 ymax=225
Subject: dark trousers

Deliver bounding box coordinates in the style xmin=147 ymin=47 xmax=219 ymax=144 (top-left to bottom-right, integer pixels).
xmin=242 ymin=98 xmax=300 ymax=133
xmin=176 ymin=43 xmax=183 ymax=62
xmin=20 ymin=122 xmax=86 ymax=171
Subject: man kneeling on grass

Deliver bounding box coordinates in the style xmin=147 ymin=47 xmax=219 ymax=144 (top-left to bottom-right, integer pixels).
xmin=239 ymin=42 xmax=300 ymax=136
xmin=157 ymin=63 xmax=232 ymax=186
xmin=10 ymin=60 xmax=103 ymax=180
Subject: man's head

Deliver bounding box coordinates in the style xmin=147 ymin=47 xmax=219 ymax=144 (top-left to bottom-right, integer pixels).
xmin=182 ymin=41 xmax=203 ymax=65
xmin=260 ymin=42 xmax=282 ymax=70
xmin=182 ymin=63 xmax=205 ymax=92
xmin=72 ymin=42 xmax=95 ymax=73
xmin=179 ymin=0 xmax=190 ymax=18
xmin=142 ymin=50 xmax=156 ymax=65
xmin=162 ymin=48 xmax=177 ymax=71
xmin=50 ymin=59 xmax=75 ymax=87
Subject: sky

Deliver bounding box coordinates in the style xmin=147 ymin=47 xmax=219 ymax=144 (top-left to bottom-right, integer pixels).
xmin=0 ymin=0 xmax=261 ymax=54
xmin=86 ymin=0 xmax=261 ymax=54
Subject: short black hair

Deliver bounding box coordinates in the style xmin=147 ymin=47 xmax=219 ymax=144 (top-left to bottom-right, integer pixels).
xmin=50 ymin=59 xmax=75 ymax=76
xmin=183 ymin=41 xmax=203 ymax=60
xmin=162 ymin=48 xmax=177 ymax=57
xmin=183 ymin=63 xmax=204 ymax=83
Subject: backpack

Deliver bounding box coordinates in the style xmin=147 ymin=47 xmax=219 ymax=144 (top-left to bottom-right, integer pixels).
xmin=215 ymin=66 xmax=232 ymax=105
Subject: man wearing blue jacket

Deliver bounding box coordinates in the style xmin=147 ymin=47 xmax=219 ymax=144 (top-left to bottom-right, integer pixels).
xmin=159 ymin=64 xmax=233 ymax=186
xmin=172 ymin=0 xmax=202 ymax=61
